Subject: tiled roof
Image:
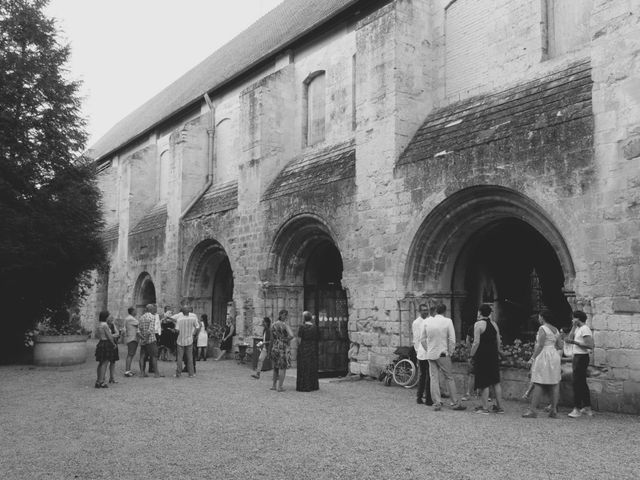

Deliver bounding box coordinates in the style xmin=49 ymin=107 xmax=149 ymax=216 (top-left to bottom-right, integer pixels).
xmin=398 ymin=61 xmax=593 ymax=166
xmin=102 ymin=223 xmax=119 ymax=242
xmin=90 ymin=0 xmax=362 ymax=162
xmin=262 ymin=140 xmax=356 ymax=200
xmin=184 ymin=181 xmax=239 ymax=219
xmin=129 ymin=204 xmax=168 ymax=235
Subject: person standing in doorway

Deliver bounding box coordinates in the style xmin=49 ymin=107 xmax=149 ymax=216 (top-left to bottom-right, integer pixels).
xmin=296 ymin=311 xmax=319 ymax=392
xmin=565 ymin=310 xmax=594 ymax=418
xmin=270 ymin=309 xmax=293 ymax=392
xmin=138 ymin=304 xmax=163 ymax=378
xmin=251 ymin=317 xmax=272 ymax=379
xmin=196 ymin=314 xmax=209 ymax=361
xmin=422 ymin=303 xmax=466 ymax=411
xmin=173 ymin=304 xmax=200 ymax=378
xmin=470 ymin=303 xmax=505 ymax=414
xmin=412 ymin=303 xmax=432 ymax=405
xmin=215 ymin=314 xmax=235 ymax=361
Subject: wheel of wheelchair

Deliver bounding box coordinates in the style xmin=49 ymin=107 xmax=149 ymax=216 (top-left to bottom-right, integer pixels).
xmin=404 ymin=364 xmax=419 ymax=389
xmin=392 ymin=358 xmax=417 ymax=387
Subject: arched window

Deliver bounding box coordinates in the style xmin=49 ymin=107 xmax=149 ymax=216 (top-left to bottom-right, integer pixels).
xmin=303 ymin=71 xmax=326 ymax=147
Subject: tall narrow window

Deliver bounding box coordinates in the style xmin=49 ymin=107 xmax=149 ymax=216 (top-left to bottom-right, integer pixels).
xmin=215 ymin=118 xmax=237 ymax=184
xmin=546 ymin=0 xmax=592 ymax=58
xmin=158 ymin=150 xmax=169 ymax=202
xmin=303 ymin=71 xmax=326 ymax=147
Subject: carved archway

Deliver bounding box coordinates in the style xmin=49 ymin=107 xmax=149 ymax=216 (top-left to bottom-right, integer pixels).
xmin=184 ymin=239 xmax=234 ymax=327
xmin=266 ymin=214 xmax=349 ymax=375
xmin=403 ymin=186 xmax=576 ymax=339
xmin=134 ymin=272 xmax=156 ymax=315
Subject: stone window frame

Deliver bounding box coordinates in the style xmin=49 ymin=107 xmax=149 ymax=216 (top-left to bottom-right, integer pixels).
xmin=302 ymin=70 xmax=326 ymax=148
xmin=540 ymin=0 xmax=592 ymax=60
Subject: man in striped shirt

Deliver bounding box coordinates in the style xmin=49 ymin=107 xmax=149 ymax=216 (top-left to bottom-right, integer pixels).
xmin=173 ymin=304 xmax=200 ymax=378
xmin=138 ymin=304 xmax=163 ymax=378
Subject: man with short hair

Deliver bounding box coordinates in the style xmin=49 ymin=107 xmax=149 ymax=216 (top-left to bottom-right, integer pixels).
xmin=138 ymin=304 xmax=163 ymax=378
xmin=412 ymin=303 xmax=433 ymax=405
xmin=422 ymin=303 xmax=466 ymax=411
xmin=123 ymin=306 xmax=139 ymax=377
xmin=172 ymin=304 xmax=200 ymax=378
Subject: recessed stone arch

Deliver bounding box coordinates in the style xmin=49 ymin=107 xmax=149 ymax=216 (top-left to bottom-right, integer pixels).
xmin=183 ymin=239 xmax=234 ymax=327
xmin=403 ymin=185 xmax=576 ymax=340
xmin=134 ymin=272 xmax=156 ymax=315
xmin=266 ymin=214 xmax=349 ymax=375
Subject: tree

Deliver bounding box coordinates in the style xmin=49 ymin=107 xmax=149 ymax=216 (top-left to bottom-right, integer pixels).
xmin=0 ymin=0 xmax=107 ymax=361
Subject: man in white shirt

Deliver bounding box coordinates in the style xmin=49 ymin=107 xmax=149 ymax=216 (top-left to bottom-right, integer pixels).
xmin=565 ymin=310 xmax=594 ymax=417
xmin=172 ymin=304 xmax=200 ymax=378
xmin=412 ymin=303 xmax=433 ymax=405
xmin=422 ymin=303 xmax=466 ymax=411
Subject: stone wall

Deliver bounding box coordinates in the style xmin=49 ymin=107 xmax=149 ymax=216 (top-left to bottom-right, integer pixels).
xmin=85 ymin=0 xmax=640 ymax=412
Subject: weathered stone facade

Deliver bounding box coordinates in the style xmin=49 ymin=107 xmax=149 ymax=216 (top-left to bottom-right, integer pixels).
xmin=86 ymin=0 xmax=640 ymax=413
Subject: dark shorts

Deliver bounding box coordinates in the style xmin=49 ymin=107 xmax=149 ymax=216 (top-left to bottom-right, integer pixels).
xmin=127 ymin=341 xmax=138 ymax=356
xmin=140 ymin=342 xmax=158 ymax=358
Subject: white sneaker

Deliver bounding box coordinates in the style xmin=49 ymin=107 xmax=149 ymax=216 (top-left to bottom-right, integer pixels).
xmin=580 ymin=407 xmax=594 ymax=417
xmin=568 ymin=408 xmax=582 ymax=418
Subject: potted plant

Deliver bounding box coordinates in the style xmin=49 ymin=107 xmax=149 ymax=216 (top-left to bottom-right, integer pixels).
xmin=207 ymin=323 xmax=225 ymax=358
xmin=29 ymin=308 xmax=91 ymax=366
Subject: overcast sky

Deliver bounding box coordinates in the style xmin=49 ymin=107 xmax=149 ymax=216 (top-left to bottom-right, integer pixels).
xmin=45 ymin=0 xmax=284 ymax=148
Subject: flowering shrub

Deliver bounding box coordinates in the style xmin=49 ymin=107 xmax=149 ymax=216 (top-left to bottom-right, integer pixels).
xmin=450 ymin=338 xmax=535 ymax=369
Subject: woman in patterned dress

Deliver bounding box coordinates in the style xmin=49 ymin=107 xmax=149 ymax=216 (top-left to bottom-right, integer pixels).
xmin=270 ymin=309 xmax=293 ymax=392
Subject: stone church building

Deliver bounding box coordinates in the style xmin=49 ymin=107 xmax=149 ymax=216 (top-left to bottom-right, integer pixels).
xmin=86 ymin=0 xmax=640 ymax=412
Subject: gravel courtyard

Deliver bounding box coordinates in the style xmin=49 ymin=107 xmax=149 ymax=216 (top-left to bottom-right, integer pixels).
xmin=1 ymin=342 xmax=639 ymax=480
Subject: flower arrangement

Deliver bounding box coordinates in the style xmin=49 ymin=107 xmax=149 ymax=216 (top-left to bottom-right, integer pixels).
xmin=499 ymin=338 xmax=535 ymax=369
xmin=24 ymin=309 xmax=89 ymax=347
xmin=208 ymin=323 xmax=225 ymax=341
xmin=450 ymin=338 xmax=536 ymax=369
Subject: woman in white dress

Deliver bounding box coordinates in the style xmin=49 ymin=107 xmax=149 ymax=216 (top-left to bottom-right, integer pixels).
xmin=196 ymin=314 xmax=209 ymax=361
xmin=522 ymin=309 xmax=563 ymax=418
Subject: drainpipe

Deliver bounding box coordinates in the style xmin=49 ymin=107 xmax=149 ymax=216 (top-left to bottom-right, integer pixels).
xmin=180 ymin=93 xmax=216 ymax=219
xmin=176 ymin=93 xmax=216 ymax=303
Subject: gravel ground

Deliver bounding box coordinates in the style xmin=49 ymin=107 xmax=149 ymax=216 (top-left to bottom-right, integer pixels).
xmin=1 ymin=342 xmax=639 ymax=480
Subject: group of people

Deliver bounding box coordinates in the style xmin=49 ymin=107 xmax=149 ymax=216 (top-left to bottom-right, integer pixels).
xmin=93 ymin=303 xmax=236 ymax=388
xmin=251 ymin=309 xmax=320 ymax=393
xmin=412 ymin=301 xmax=594 ymax=418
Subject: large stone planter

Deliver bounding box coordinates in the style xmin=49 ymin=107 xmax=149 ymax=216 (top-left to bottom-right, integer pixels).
xmin=33 ymin=335 xmax=88 ymax=366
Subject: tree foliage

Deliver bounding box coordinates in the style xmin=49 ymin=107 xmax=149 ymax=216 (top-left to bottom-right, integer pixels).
xmin=0 ymin=0 xmax=107 ymax=359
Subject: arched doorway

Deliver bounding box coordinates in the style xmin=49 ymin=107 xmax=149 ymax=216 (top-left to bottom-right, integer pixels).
xmin=453 ymin=218 xmax=571 ymax=342
xmin=404 ymin=186 xmax=575 ymax=340
xmin=184 ymin=240 xmax=234 ymax=329
xmin=267 ymin=215 xmax=349 ymax=375
xmin=134 ymin=272 xmax=156 ymax=315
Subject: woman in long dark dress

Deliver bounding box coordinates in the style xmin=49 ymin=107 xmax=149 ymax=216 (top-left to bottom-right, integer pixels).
xmin=296 ymin=311 xmax=319 ymax=392
xmin=470 ymin=303 xmax=505 ymax=414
